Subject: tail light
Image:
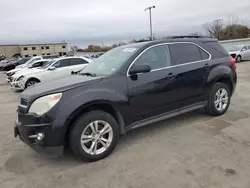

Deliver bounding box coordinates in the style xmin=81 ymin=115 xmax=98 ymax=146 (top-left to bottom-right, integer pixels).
xmin=231 ymin=57 xmax=236 ymax=70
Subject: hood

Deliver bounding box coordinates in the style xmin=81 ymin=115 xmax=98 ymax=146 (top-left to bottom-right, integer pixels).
xmin=228 ymin=51 xmax=239 ymax=54
xmin=7 ymin=67 xmax=23 ymax=75
xmin=3 ymin=60 xmax=17 ymax=67
xmin=21 ymin=75 xmax=103 ymax=101
xmin=13 ymin=68 xmax=42 ymax=78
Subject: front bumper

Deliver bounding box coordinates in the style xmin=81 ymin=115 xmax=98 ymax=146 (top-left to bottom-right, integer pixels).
xmin=14 ymin=113 xmax=64 ymax=157
xmin=10 ymin=79 xmax=25 ymax=90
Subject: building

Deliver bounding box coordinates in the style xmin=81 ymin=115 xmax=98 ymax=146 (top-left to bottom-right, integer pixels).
xmin=0 ymin=44 xmax=20 ymax=58
xmin=0 ymin=42 xmax=68 ymax=58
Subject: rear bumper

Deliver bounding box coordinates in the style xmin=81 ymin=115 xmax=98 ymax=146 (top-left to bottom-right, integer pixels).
xmin=14 ymin=114 xmax=64 ymax=157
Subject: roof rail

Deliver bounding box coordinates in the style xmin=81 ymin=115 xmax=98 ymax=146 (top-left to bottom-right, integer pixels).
xmin=170 ymin=35 xmax=210 ymax=39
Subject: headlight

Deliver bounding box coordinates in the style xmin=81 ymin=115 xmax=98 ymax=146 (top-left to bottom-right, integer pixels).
xmin=28 ymin=93 xmax=62 ymax=115
xmin=17 ymin=76 xmax=24 ymax=81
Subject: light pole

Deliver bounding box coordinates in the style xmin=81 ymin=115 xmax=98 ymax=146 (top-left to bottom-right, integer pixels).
xmin=145 ymin=6 xmax=155 ymax=40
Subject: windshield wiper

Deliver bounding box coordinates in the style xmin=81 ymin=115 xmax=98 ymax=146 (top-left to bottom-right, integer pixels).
xmin=79 ymin=72 xmax=96 ymax=77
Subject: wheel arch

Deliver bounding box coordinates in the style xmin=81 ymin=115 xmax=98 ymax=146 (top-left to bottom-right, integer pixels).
xmin=208 ymin=75 xmax=233 ymax=96
xmin=64 ymin=100 xmax=126 ymax=143
xmin=25 ymin=77 xmax=41 ymax=88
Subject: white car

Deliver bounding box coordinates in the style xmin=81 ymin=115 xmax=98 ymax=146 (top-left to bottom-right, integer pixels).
xmin=6 ymin=56 xmax=44 ymax=77
xmin=11 ymin=56 xmax=92 ymax=90
xmin=226 ymin=45 xmax=250 ymax=62
xmin=6 ymin=59 xmax=50 ymax=82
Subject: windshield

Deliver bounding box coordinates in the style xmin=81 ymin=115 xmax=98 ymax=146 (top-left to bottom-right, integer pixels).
xmin=80 ymin=46 xmax=138 ymax=76
xmin=225 ymin=45 xmax=243 ymax=52
xmin=22 ymin=58 xmax=38 ymax=67
xmin=42 ymin=60 xmax=56 ymax=69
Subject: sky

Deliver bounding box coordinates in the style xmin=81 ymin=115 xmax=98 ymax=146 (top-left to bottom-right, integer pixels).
xmin=1 ymin=0 xmax=250 ymax=48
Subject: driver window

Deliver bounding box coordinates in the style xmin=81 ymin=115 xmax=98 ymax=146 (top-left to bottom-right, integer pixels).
xmin=134 ymin=45 xmax=171 ymax=70
xmin=242 ymin=46 xmax=247 ymax=51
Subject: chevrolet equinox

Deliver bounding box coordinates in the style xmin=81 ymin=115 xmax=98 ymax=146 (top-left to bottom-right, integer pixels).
xmin=14 ymin=36 xmax=237 ymax=161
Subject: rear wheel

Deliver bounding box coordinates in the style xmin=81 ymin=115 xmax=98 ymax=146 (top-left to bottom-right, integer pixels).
xmin=206 ymin=82 xmax=231 ymax=116
xmin=69 ymin=110 xmax=119 ymax=162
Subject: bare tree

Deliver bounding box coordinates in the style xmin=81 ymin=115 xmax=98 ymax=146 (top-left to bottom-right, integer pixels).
xmin=204 ymin=19 xmax=224 ymax=39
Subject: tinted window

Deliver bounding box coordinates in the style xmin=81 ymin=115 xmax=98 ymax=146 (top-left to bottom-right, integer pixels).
xmin=70 ymin=58 xmax=88 ymax=65
xmin=242 ymin=46 xmax=247 ymax=51
xmin=134 ymin=45 xmax=171 ymax=70
xmin=247 ymin=46 xmax=250 ymax=50
xmin=169 ymin=43 xmax=202 ymax=65
xmin=199 ymin=48 xmax=210 ymax=60
xmin=53 ymin=59 xmax=70 ymax=68
xmin=206 ymin=41 xmax=229 ymax=56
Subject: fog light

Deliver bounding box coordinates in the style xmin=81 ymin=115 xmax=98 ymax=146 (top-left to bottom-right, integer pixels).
xmin=29 ymin=133 xmax=45 ymax=141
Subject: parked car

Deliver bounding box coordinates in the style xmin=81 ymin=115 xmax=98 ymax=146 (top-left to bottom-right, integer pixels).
xmin=6 ymin=59 xmax=50 ymax=82
xmin=0 ymin=59 xmax=15 ymax=71
xmin=14 ymin=36 xmax=237 ymax=162
xmin=11 ymin=56 xmax=91 ymax=90
xmin=7 ymin=56 xmax=55 ymax=77
xmin=2 ymin=57 xmax=31 ymax=71
xmin=226 ymin=45 xmax=250 ymax=62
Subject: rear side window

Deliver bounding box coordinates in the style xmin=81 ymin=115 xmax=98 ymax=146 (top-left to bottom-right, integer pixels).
xmin=169 ymin=43 xmax=202 ymax=65
xmin=53 ymin=59 xmax=70 ymax=68
xmin=69 ymin=58 xmax=89 ymax=66
xmin=205 ymin=41 xmax=229 ymax=56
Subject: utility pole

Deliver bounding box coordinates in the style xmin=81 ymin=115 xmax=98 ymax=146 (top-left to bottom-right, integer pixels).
xmin=214 ymin=18 xmax=223 ymax=40
xmin=145 ymin=6 xmax=155 ymax=41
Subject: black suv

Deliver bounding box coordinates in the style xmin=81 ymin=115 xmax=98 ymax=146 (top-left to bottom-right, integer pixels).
xmin=14 ymin=36 xmax=237 ymax=161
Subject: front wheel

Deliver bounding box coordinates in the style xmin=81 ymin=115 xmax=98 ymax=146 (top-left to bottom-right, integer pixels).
xmin=25 ymin=79 xmax=39 ymax=88
xmin=236 ymin=55 xmax=241 ymax=63
xmin=206 ymin=82 xmax=231 ymax=116
xmin=69 ymin=110 xmax=119 ymax=162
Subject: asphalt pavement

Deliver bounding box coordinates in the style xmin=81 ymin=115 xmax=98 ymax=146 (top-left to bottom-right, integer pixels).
xmin=1 ymin=62 xmax=250 ymax=188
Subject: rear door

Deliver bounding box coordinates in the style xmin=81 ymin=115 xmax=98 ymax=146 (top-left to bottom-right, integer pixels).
xmin=168 ymin=42 xmax=210 ymax=108
xmin=68 ymin=58 xmax=89 ymax=71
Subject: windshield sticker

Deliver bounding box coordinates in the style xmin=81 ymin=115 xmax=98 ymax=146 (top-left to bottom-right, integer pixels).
xmin=123 ymin=48 xmax=137 ymax=52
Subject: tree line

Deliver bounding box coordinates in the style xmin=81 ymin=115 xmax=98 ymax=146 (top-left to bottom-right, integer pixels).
xmin=74 ymin=17 xmax=250 ymax=52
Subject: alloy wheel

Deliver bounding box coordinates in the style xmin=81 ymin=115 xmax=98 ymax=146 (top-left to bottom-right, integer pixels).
xmin=80 ymin=120 xmax=113 ymax=155
xmin=27 ymin=80 xmax=37 ymax=87
xmin=214 ymin=88 xmax=229 ymax=111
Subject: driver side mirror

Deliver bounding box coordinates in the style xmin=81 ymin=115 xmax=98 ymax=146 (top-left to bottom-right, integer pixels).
xmin=129 ymin=64 xmax=151 ymax=75
xmin=48 ymin=66 xmax=56 ymax=71
xmin=241 ymin=48 xmax=246 ymax=52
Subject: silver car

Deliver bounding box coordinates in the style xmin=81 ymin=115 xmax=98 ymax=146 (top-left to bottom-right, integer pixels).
xmin=227 ymin=45 xmax=250 ymax=62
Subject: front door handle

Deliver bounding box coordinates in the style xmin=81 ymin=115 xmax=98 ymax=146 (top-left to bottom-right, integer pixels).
xmin=166 ymin=73 xmax=176 ymax=79
xmin=204 ymin=63 xmax=210 ymax=70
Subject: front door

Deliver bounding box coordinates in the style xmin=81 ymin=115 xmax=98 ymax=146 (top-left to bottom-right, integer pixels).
xmin=240 ymin=46 xmax=249 ymax=60
xmin=127 ymin=44 xmax=178 ymax=122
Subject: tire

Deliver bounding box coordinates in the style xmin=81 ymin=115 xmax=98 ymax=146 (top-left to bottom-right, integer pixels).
xmin=206 ymin=82 xmax=231 ymax=116
xmin=236 ymin=55 xmax=241 ymax=63
xmin=69 ymin=110 xmax=119 ymax=162
xmin=25 ymin=79 xmax=39 ymax=88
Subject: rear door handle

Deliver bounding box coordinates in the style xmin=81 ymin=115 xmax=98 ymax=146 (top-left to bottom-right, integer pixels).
xmin=204 ymin=63 xmax=210 ymax=70
xmin=166 ymin=73 xmax=176 ymax=79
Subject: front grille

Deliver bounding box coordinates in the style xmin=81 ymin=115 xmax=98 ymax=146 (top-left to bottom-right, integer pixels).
xmin=230 ymin=54 xmax=236 ymax=58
